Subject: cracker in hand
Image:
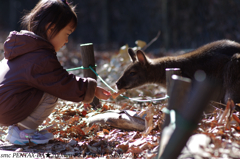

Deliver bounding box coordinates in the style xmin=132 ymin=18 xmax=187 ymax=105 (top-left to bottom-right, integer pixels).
xmin=112 ymin=89 xmax=126 ymax=99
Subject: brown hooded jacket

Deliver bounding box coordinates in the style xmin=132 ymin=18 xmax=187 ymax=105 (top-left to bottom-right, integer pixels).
xmin=0 ymin=30 xmax=97 ymax=126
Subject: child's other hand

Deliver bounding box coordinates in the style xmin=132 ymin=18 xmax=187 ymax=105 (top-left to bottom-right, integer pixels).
xmin=95 ymin=86 xmax=111 ymax=100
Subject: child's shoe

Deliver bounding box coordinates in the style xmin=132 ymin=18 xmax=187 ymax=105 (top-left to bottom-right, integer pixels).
xmin=5 ymin=125 xmax=54 ymax=145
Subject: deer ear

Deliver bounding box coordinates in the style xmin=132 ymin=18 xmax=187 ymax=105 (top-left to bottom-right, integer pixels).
xmin=128 ymin=48 xmax=137 ymax=62
xmin=136 ymin=50 xmax=148 ymax=66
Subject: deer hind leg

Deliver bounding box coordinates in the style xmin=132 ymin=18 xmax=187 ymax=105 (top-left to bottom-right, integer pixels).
xmin=224 ymin=53 xmax=240 ymax=105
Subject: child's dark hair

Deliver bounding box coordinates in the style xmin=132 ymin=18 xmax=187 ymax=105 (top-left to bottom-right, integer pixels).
xmin=21 ymin=0 xmax=77 ymax=40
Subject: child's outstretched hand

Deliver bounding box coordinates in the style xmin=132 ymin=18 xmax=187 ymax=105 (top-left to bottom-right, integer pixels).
xmin=95 ymin=86 xmax=111 ymax=100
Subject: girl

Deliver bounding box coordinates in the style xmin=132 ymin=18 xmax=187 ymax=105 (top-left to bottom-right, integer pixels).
xmin=0 ymin=0 xmax=111 ymax=145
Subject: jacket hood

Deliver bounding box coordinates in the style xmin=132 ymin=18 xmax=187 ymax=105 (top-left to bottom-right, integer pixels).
xmin=4 ymin=30 xmax=55 ymax=60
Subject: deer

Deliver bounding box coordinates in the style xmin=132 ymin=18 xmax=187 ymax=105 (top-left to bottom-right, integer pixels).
xmin=115 ymin=40 xmax=240 ymax=104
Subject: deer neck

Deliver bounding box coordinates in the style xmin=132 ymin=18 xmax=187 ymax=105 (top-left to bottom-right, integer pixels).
xmin=147 ymin=56 xmax=187 ymax=85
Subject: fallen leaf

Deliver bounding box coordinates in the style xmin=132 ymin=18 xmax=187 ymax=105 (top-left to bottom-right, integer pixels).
xmin=116 ymin=144 xmax=129 ymax=153
xmin=135 ymin=40 xmax=147 ymax=49
xmin=127 ymin=146 xmax=142 ymax=154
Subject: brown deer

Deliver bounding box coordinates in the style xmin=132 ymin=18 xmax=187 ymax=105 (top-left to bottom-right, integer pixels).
xmin=116 ymin=40 xmax=240 ymax=104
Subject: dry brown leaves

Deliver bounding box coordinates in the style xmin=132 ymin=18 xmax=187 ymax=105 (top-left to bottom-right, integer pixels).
xmin=34 ymin=96 xmax=240 ymax=158
xmin=1 ymin=91 xmax=240 ymax=158
xmin=35 ymin=99 xmax=164 ymax=158
xmin=35 ymin=96 xmax=240 ymax=158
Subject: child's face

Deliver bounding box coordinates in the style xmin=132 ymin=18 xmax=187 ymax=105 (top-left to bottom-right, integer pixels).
xmin=47 ymin=21 xmax=75 ymax=52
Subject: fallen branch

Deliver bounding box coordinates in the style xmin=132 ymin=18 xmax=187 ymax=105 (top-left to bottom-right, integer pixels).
xmin=142 ymin=31 xmax=161 ymax=51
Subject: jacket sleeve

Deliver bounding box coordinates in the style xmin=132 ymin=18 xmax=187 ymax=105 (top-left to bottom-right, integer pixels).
xmin=28 ymin=52 xmax=97 ymax=103
xmin=80 ymin=77 xmax=97 ymax=103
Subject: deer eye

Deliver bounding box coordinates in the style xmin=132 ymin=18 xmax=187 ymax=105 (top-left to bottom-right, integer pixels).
xmin=129 ymin=71 xmax=136 ymax=76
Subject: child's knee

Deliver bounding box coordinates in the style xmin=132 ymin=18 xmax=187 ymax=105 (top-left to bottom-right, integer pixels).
xmin=41 ymin=93 xmax=58 ymax=105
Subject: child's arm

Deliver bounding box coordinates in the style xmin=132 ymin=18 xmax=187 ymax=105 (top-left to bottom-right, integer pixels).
xmin=28 ymin=52 xmax=110 ymax=104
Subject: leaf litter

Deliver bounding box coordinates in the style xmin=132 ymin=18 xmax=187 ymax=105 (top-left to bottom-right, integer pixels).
xmin=0 ymin=41 xmax=240 ymax=158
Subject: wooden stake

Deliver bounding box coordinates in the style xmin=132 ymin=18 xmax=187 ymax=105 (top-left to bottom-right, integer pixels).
xmin=162 ymin=75 xmax=191 ymax=129
xmin=158 ymin=75 xmax=191 ymax=158
xmin=165 ymin=68 xmax=181 ymax=96
xmin=158 ymin=74 xmax=218 ymax=159
xmin=168 ymin=75 xmax=191 ymax=110
xmin=80 ymin=43 xmax=99 ymax=107
xmin=159 ymin=76 xmax=218 ymax=159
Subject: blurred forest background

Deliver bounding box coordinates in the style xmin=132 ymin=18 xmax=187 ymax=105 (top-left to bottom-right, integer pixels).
xmin=0 ymin=0 xmax=240 ymax=53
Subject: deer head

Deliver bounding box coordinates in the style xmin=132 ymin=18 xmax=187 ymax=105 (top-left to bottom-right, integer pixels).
xmin=116 ymin=48 xmax=152 ymax=90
